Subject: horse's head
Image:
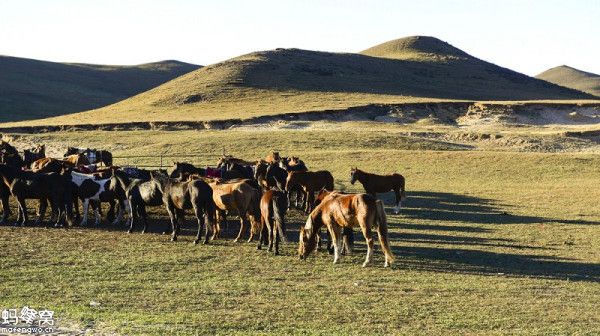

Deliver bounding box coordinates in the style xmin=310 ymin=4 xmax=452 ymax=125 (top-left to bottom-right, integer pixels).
xmin=350 ymin=167 xmax=359 ymax=185
xmin=64 ymin=147 xmax=78 ymax=156
xmin=298 ymin=215 xmax=318 ymax=260
xmin=314 ymin=188 xmax=331 ymax=207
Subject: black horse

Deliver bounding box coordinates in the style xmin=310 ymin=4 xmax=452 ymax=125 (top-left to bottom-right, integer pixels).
xmin=266 ymin=163 xmax=304 ymax=209
xmin=22 ymin=145 xmax=46 ymax=169
xmin=0 ymin=164 xmax=73 ymax=227
xmin=153 ymin=173 xmax=216 ymax=244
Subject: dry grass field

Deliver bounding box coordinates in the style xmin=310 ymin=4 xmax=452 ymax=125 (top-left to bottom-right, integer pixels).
xmin=1 ymin=124 xmax=599 ymax=335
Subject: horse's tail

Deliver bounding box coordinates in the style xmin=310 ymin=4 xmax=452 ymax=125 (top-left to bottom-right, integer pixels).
xmin=399 ymin=174 xmax=406 ymax=201
xmin=272 ymin=193 xmax=287 ymax=243
xmin=375 ymin=200 xmax=394 ymax=266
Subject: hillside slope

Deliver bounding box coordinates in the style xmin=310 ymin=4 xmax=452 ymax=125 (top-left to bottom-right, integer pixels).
xmin=536 ymin=65 xmax=600 ymax=97
xmin=0 ymin=56 xmax=200 ymax=121
xmin=2 ymin=36 xmax=595 ymax=126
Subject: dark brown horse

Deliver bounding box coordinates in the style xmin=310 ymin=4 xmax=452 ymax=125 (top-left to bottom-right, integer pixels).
xmin=257 ymin=189 xmax=288 ymax=254
xmin=350 ymin=168 xmax=406 ymax=214
xmin=216 ymin=156 xmax=257 ymax=169
xmin=285 ymin=170 xmax=334 ymax=213
xmin=153 ymin=173 xmax=216 ymax=244
xmin=0 ymin=164 xmax=73 ymax=227
xmin=22 ymin=144 xmax=46 ymax=168
xmin=299 ymin=191 xmax=394 ymax=267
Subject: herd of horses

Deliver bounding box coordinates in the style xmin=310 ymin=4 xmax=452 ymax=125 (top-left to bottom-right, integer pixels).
xmin=0 ymin=142 xmax=406 ymax=267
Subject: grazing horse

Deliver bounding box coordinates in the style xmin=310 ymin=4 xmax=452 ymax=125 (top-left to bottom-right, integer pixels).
xmin=22 ymin=144 xmax=46 ymax=168
xmin=65 ymin=147 xmax=113 ymax=167
xmin=257 ymin=189 xmax=288 ymax=254
xmin=314 ymin=189 xmax=354 ymax=254
xmin=285 ymin=170 xmax=334 ymax=213
xmin=208 ymin=179 xmax=261 ymax=242
xmin=0 ymin=164 xmax=73 ymax=227
xmin=152 ymin=173 xmax=215 ymax=244
xmin=299 ymin=191 xmax=394 ymax=267
xmin=350 ymin=168 xmax=406 ymax=214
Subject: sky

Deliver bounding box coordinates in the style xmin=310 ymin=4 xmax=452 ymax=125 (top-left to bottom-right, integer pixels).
xmin=1 ymin=0 xmax=598 ymax=76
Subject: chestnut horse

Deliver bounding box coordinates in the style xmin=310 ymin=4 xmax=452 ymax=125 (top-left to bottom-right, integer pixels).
xmin=299 ymin=191 xmax=394 ymax=267
xmin=285 ymin=170 xmax=334 ymax=213
xmin=257 ymin=189 xmax=288 ymax=254
xmin=31 ymin=158 xmax=63 ymax=173
xmin=208 ymin=179 xmax=261 ymax=242
xmin=350 ymin=168 xmax=406 ymax=214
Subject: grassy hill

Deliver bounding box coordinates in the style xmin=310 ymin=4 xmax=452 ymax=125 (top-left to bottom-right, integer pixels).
xmin=536 ymin=65 xmax=600 ymax=97
xmin=0 ymin=56 xmax=200 ymax=122
xmin=2 ymin=36 xmax=596 ymax=126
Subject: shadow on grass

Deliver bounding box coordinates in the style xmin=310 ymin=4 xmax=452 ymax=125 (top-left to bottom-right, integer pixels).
xmin=381 ymin=190 xmax=600 ymax=226
xmin=395 ymin=245 xmax=600 ymax=282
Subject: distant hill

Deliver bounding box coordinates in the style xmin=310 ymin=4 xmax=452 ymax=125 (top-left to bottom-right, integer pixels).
xmin=536 ymin=65 xmax=600 ymax=97
xmin=0 ymin=56 xmax=200 ymax=121
xmin=1 ymin=36 xmax=595 ymax=126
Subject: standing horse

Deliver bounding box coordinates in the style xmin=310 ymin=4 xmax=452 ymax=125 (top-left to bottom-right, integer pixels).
xmin=216 ymin=156 xmax=257 ymax=169
xmin=208 ymin=179 xmax=261 ymax=242
xmin=350 ymin=168 xmax=406 ymax=214
xmin=257 ymin=189 xmax=288 ymax=254
xmin=123 ymin=172 xmax=164 ymax=234
xmin=0 ymin=140 xmax=24 ymax=169
xmin=153 ymin=173 xmax=215 ymax=244
xmin=31 ymin=158 xmax=64 ymax=173
xmin=0 ymin=164 xmax=73 ymax=227
xmin=299 ymin=191 xmax=394 ymax=267
xmin=285 ymin=170 xmax=334 ymax=213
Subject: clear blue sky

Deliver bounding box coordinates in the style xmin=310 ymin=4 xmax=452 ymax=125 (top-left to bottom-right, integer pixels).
xmin=1 ymin=0 xmax=598 ymax=75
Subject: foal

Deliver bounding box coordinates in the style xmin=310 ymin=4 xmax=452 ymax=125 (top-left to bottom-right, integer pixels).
xmin=350 ymin=168 xmax=406 ymax=214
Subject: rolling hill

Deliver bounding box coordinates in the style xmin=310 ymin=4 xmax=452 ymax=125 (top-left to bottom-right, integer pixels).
xmin=536 ymin=65 xmax=600 ymax=97
xmin=0 ymin=56 xmax=200 ymax=122
xmin=2 ymin=36 xmax=596 ymax=126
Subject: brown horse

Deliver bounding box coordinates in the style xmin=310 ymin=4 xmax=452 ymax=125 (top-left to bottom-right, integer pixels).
xmin=257 ymin=189 xmax=288 ymax=254
xmin=299 ymin=191 xmax=394 ymax=267
xmin=350 ymin=168 xmax=406 ymax=214
xmin=285 ymin=170 xmax=334 ymax=213
xmin=31 ymin=158 xmax=63 ymax=173
xmin=208 ymin=179 xmax=261 ymax=242
xmin=63 ymin=154 xmax=90 ymax=167
xmin=264 ymin=152 xmax=280 ymax=164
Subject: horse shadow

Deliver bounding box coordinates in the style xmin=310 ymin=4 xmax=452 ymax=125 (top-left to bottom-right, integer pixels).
xmin=382 ymin=190 xmax=600 ymax=226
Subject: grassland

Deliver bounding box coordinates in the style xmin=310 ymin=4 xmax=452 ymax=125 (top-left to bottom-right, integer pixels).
xmin=0 ymin=56 xmax=199 ymax=122
xmin=1 ymin=125 xmax=599 ymax=335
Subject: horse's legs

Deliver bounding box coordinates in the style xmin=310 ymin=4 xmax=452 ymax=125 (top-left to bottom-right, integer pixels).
xmin=330 ymin=225 xmax=343 ymax=264
xmin=93 ymin=201 xmax=102 ymax=226
xmin=0 ymin=193 xmax=10 ymax=224
xmin=80 ymin=199 xmax=89 ymax=226
xmin=127 ymin=201 xmax=136 ymax=233
xmin=16 ymin=196 xmax=27 ymax=226
xmin=393 ymin=188 xmax=402 ymax=214
xmin=73 ymin=197 xmax=81 ymax=224
xmin=359 ymin=220 xmax=374 ymax=267
xmin=233 ymin=212 xmax=247 ymax=243
xmin=35 ymin=198 xmax=48 ymax=226
xmin=165 ymin=203 xmax=178 ymax=241
xmin=342 ymin=228 xmax=354 ymax=255
xmin=305 ymin=190 xmax=314 ymax=214
xmin=211 ymin=210 xmax=224 ymax=240
xmin=140 ymin=205 xmax=150 ymax=234
xmin=265 ymin=216 xmax=274 ymax=252
xmin=112 ymin=199 xmax=126 ymax=226
xmin=272 ymin=219 xmax=281 ymax=255
xmin=257 ymin=215 xmax=266 ymax=250
xmin=192 ymin=203 xmax=206 ymax=245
